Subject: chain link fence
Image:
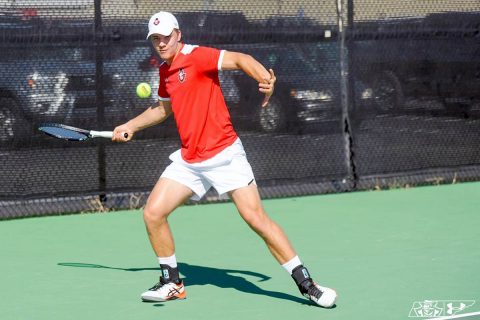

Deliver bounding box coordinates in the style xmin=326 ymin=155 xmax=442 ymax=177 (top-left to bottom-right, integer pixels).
xmin=1 ymin=0 xmax=479 ymax=218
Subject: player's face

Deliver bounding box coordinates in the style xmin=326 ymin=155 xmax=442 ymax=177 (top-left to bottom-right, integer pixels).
xmin=150 ymin=30 xmax=181 ymax=64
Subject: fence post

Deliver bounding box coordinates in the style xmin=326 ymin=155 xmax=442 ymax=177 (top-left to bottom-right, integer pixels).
xmin=337 ymin=0 xmax=357 ymax=189
xmin=94 ymin=0 xmax=107 ymax=203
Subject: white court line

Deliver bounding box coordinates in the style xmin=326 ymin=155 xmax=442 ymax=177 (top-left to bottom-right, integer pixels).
xmin=427 ymin=311 xmax=480 ymax=320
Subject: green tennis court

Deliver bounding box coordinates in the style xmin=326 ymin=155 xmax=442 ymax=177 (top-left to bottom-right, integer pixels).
xmin=1 ymin=182 xmax=479 ymax=320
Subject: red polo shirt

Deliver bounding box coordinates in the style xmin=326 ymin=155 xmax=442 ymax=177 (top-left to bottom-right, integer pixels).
xmin=158 ymin=44 xmax=238 ymax=163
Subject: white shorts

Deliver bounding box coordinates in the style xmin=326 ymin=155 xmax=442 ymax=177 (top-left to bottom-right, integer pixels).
xmin=161 ymin=138 xmax=256 ymax=201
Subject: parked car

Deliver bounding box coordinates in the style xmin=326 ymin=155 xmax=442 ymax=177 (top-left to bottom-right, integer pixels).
xmin=0 ymin=32 xmax=164 ymax=147
xmin=351 ymin=11 xmax=480 ymax=114
xmin=2 ymin=48 xmax=128 ymax=143
xmin=221 ymin=41 xmax=341 ymax=133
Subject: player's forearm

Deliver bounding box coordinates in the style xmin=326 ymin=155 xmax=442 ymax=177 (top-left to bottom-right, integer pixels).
xmin=239 ymin=54 xmax=271 ymax=84
xmin=223 ymin=52 xmax=271 ymax=84
xmin=127 ymin=103 xmax=171 ymax=132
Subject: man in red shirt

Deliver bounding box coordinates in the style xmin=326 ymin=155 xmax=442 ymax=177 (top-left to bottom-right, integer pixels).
xmin=113 ymin=11 xmax=337 ymax=308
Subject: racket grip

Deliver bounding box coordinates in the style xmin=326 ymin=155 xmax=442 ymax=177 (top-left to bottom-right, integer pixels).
xmin=90 ymin=130 xmax=114 ymax=139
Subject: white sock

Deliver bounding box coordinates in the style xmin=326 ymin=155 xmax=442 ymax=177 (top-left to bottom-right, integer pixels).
xmin=282 ymin=255 xmax=302 ymax=274
xmin=158 ymin=253 xmax=177 ymax=268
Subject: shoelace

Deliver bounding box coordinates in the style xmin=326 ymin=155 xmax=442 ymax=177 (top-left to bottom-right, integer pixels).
xmin=306 ymin=282 xmax=324 ymax=300
xmin=149 ymin=282 xmax=164 ymax=291
xmin=300 ymin=279 xmax=323 ymax=300
xmin=149 ymin=276 xmax=170 ymax=291
xmin=149 ymin=277 xmax=181 ymax=291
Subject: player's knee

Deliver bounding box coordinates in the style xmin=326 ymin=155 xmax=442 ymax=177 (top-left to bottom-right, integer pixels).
xmin=143 ymin=205 xmax=169 ymax=225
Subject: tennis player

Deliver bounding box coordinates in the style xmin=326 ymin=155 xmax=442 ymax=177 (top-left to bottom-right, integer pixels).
xmin=112 ymin=11 xmax=337 ymax=308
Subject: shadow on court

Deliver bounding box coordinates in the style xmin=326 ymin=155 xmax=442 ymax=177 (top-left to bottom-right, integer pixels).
xmin=58 ymin=262 xmax=309 ymax=305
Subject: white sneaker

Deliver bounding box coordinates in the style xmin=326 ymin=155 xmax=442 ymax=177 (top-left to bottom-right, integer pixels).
xmin=303 ymin=281 xmax=337 ymax=308
xmin=291 ymin=265 xmax=337 ymax=308
xmin=141 ymin=280 xmax=186 ymax=302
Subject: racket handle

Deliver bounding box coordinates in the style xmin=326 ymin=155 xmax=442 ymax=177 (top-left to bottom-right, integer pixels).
xmin=90 ymin=131 xmax=129 ymax=140
xmin=90 ymin=130 xmax=114 ymax=139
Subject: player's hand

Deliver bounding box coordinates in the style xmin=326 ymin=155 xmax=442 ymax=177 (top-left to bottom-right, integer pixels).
xmin=112 ymin=123 xmax=134 ymax=142
xmin=259 ymin=69 xmax=276 ymax=107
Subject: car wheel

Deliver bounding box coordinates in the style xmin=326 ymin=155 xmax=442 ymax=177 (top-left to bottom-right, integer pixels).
xmin=258 ymin=96 xmax=287 ymax=133
xmin=0 ymin=97 xmax=30 ymax=147
xmin=372 ymin=70 xmax=404 ymax=111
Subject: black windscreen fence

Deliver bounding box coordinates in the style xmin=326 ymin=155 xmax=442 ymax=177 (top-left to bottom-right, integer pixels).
xmin=1 ymin=1 xmax=479 ymax=218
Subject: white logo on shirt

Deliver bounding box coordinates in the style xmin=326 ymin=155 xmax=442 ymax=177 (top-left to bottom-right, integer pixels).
xmin=178 ymin=68 xmax=186 ymax=83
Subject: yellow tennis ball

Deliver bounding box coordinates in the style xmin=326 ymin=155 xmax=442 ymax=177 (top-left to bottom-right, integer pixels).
xmin=136 ymin=82 xmax=152 ymax=99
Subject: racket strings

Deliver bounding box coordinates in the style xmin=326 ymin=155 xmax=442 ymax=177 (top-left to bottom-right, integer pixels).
xmin=39 ymin=126 xmax=89 ymax=141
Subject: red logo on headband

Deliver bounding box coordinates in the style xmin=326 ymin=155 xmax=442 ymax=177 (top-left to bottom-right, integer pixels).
xmin=154 ymin=18 xmax=160 ymax=25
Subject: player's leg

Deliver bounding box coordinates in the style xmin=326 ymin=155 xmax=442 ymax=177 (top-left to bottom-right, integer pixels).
xmin=229 ymin=184 xmax=295 ymax=263
xmin=141 ymin=177 xmax=193 ymax=302
xmin=143 ymin=177 xmax=193 ymax=257
xmin=229 ymin=184 xmax=337 ymax=308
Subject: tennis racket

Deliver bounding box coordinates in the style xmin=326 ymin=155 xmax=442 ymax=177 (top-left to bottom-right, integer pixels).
xmin=38 ymin=123 xmax=128 ymax=141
